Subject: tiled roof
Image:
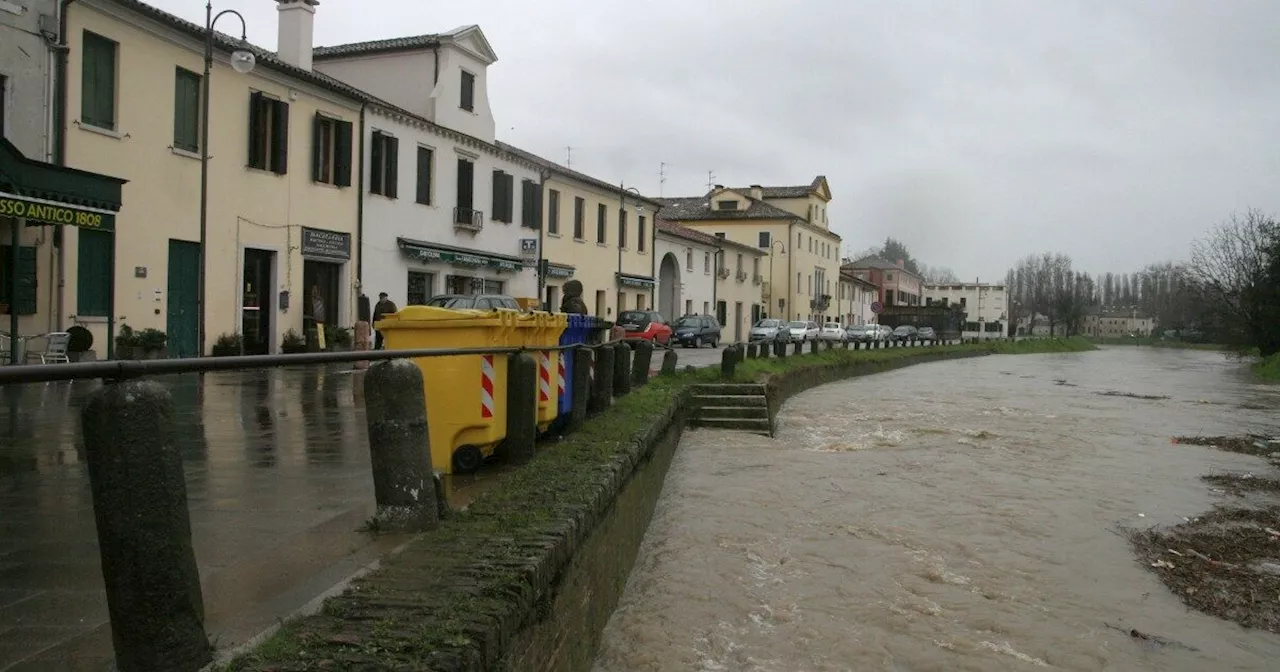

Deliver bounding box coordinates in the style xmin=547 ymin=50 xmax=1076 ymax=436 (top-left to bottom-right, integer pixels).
xmin=656 ymin=219 xmax=764 ymax=255
xmin=104 ymin=0 xmax=369 ymax=103
xmin=722 ymin=176 xmax=828 ymax=200
xmin=657 ymin=196 xmax=798 ymax=222
xmin=843 ymin=255 xmax=920 ymax=276
xmin=314 ymin=35 xmax=442 ymax=59
xmin=496 ymin=143 xmax=664 ymax=208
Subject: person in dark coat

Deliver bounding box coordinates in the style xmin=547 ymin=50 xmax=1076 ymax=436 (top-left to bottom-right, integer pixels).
xmin=559 ymin=280 xmax=589 ymax=314
xmin=371 ymin=292 xmax=398 ymax=350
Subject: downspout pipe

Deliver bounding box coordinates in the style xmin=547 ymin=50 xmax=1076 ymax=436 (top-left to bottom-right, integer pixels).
xmin=54 ymin=0 xmax=79 ymax=335
xmin=786 ymin=221 xmax=795 ymax=321
xmin=536 ymin=168 xmax=549 ymax=309
xmin=356 ymin=103 xmax=366 ymax=287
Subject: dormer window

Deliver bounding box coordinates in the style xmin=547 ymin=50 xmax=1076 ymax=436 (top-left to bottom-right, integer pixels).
xmin=717 ymin=199 xmax=739 ymax=211
xmin=460 ymin=70 xmax=475 ymax=112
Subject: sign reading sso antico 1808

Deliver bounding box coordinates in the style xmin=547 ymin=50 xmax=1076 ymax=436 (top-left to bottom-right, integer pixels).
xmin=0 ymin=194 xmax=114 ymax=230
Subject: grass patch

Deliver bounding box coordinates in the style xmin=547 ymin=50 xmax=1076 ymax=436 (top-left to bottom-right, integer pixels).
xmin=222 ymin=337 xmax=1095 ymax=670
xmin=1254 ymin=353 xmax=1280 ymax=382
xmin=1087 ymin=337 xmax=1229 ymax=351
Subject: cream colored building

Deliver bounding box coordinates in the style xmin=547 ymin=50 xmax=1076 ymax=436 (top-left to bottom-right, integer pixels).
xmin=659 ymin=177 xmax=841 ymax=323
xmin=60 ymin=0 xmax=364 ymax=356
xmin=500 ymin=143 xmax=661 ymax=318
xmin=837 ymin=271 xmax=878 ymax=326
xmin=713 ymin=236 xmax=766 ymax=342
xmin=1084 ymin=311 xmax=1155 ymax=338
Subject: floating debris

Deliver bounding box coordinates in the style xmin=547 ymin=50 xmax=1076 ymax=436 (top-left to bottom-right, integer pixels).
xmin=1103 ymin=623 xmax=1200 ymax=652
xmin=1096 ymin=390 xmax=1171 ymax=400
xmin=1173 ymin=435 xmax=1280 ymax=458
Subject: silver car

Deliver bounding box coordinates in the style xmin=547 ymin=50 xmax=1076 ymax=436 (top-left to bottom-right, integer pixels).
xmin=749 ymin=318 xmax=792 ymax=343
xmin=789 ymin=320 xmax=819 ymax=342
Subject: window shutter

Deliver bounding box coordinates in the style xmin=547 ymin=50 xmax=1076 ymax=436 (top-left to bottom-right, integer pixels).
xmin=533 ymin=183 xmax=543 ymax=230
xmin=334 ymin=120 xmax=353 ymax=187
xmin=415 ymin=147 xmax=432 ymax=204
xmin=385 ymin=136 xmax=399 ymax=198
xmin=491 ymin=171 xmax=503 ymax=220
xmin=14 ymin=246 xmax=38 ymax=315
xmin=271 ymin=99 xmax=289 ymax=174
xmin=248 ymin=92 xmax=264 ymax=167
xmin=311 ymin=112 xmax=323 ymax=182
xmin=370 ymin=132 xmax=384 ymax=194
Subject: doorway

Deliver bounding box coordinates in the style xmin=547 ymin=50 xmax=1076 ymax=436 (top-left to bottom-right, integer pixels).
xmin=658 ymin=252 xmax=679 ymax=319
xmin=545 ymin=284 xmax=560 ymax=312
xmin=166 ymin=239 xmax=200 ymax=358
xmin=241 ymin=248 xmax=275 ymax=355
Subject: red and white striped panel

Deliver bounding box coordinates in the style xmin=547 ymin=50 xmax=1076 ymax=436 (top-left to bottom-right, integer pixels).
xmin=588 ymin=353 xmax=595 ymax=382
xmin=538 ymin=352 xmax=552 ymax=402
xmin=556 ymin=355 xmax=566 ymax=392
xmin=480 ymin=355 xmax=496 ymax=418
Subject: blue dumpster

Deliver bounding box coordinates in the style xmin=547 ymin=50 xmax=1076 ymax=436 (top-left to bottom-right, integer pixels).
xmin=556 ymin=314 xmax=592 ymax=418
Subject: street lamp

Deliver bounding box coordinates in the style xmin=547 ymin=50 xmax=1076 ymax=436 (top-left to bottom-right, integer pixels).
xmin=198 ymin=2 xmax=255 ymax=356
xmin=768 ymin=239 xmax=785 ymax=318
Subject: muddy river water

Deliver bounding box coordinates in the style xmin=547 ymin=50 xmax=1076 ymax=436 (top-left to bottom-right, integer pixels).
xmin=594 ymin=347 xmax=1280 ymax=671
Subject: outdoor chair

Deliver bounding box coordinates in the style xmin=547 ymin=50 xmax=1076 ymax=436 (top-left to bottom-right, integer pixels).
xmin=25 ymin=332 xmax=71 ymax=364
xmin=0 ymin=331 xmax=13 ymax=364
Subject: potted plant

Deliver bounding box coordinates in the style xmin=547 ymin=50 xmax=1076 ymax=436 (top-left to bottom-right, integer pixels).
xmin=66 ymin=324 xmax=95 ymax=362
xmin=281 ymin=328 xmax=307 ymax=354
xmin=114 ymin=324 xmax=139 ymax=359
xmin=211 ymin=332 xmax=243 ymax=357
xmin=135 ymin=328 xmax=168 ymax=359
xmin=325 ymin=325 xmax=353 ymax=351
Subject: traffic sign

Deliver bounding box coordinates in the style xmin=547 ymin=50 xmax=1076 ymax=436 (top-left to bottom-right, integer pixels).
xmin=870 ymin=301 xmax=883 ymax=314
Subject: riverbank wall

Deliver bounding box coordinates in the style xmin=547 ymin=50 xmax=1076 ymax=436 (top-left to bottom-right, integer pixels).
xmin=226 ymin=340 xmax=1091 ymax=671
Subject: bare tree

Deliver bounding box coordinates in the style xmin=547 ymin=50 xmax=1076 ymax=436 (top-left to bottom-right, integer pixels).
xmin=1187 ymin=209 xmax=1280 ymax=356
xmin=920 ymin=264 xmax=961 ymax=283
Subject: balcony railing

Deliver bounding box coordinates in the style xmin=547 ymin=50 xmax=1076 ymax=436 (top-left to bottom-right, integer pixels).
xmin=716 ymin=268 xmax=730 ymax=279
xmin=752 ymin=273 xmax=763 ymax=285
xmin=735 ymin=270 xmax=749 ymax=282
xmin=453 ymin=207 xmax=484 ymax=232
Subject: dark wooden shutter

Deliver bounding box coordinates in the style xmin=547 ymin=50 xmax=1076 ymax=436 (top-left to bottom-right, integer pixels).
xmin=370 ymin=132 xmax=384 ymax=194
xmin=248 ymin=91 xmax=264 ymax=168
xmin=505 ymin=173 xmax=516 ymax=221
xmin=457 ymin=158 xmax=473 ymax=209
xmin=491 ymin=171 xmax=503 ymax=220
xmin=311 ymin=112 xmax=324 ymax=182
xmin=415 ymin=146 xmax=432 ymax=204
xmin=271 ymin=99 xmax=290 ymax=174
xmin=533 ymin=183 xmax=543 ymax=230
xmin=82 ymin=33 xmax=116 ymax=129
xmin=385 ymin=136 xmax=399 ymax=198
xmin=334 ymin=120 xmax=353 ymax=187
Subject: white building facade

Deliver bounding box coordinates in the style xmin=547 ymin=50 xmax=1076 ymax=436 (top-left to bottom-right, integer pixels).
xmin=924 ymin=282 xmax=1008 ymax=339
xmin=312 ymin=25 xmax=541 ymax=305
xmin=655 ymin=220 xmax=717 ymax=319
xmin=839 ymin=273 xmax=878 ymax=326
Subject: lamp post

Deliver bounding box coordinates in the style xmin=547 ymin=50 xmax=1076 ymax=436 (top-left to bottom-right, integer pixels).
xmin=198 ymin=2 xmax=255 ymax=356
xmin=768 ymin=239 xmax=785 ymax=319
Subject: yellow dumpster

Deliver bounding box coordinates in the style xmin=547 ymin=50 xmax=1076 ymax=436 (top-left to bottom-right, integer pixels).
xmin=375 ymin=306 xmax=516 ymax=474
xmin=510 ymin=311 xmax=568 ymax=431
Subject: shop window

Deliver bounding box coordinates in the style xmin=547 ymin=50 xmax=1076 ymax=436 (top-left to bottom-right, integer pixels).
xmin=407 ymin=270 xmax=433 ymax=305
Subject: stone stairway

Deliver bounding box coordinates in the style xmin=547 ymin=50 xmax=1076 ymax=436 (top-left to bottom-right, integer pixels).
xmin=688 ymin=383 xmax=772 ymax=436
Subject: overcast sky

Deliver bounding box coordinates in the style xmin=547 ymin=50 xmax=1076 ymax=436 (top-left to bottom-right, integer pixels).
xmin=148 ymin=0 xmax=1280 ymax=281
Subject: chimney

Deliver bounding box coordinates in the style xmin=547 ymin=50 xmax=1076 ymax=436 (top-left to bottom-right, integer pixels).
xmin=713 ymin=184 xmax=724 ymax=190
xmin=276 ymin=0 xmax=319 ymax=71
xmin=749 ymin=184 xmax=763 ymax=200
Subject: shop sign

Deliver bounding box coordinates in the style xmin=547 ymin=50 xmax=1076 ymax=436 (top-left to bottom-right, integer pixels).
xmin=301 ymin=227 xmax=351 ymax=260
xmin=544 ymin=263 xmax=575 ymax=279
xmin=616 ymin=273 xmax=655 ymax=289
xmin=1 ymin=192 xmax=115 ymax=231
xmin=519 ymin=238 xmax=538 ymax=261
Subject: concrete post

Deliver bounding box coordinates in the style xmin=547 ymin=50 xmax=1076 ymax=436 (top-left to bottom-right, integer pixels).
xmin=721 ymin=344 xmax=738 ymax=378
xmin=810 ymin=339 xmax=819 ymax=354
xmin=759 ymin=340 xmax=770 ymax=358
xmin=363 ymin=360 xmax=440 ymax=530
xmin=632 ymin=340 xmax=655 ymax=387
xmin=744 ymin=342 xmax=756 ymax=358
xmin=590 ymin=345 xmax=615 ymax=413
xmin=81 ymin=380 xmax=211 ymax=672
xmin=661 ymin=348 xmax=678 ymax=374
xmin=613 ymin=341 xmax=632 ymax=397
xmin=570 ymin=347 xmax=592 ymax=431
xmin=503 ymin=352 xmax=538 ymax=462
xmin=793 ymin=340 xmax=803 ymax=355
xmin=754 ymin=342 xmax=766 ymax=359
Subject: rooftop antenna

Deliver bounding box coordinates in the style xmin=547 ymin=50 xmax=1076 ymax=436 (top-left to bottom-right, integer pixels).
xmin=565 ymin=146 xmax=573 ymax=168
xmin=659 ymin=162 xmax=667 ymax=197
xmin=706 ymin=170 xmax=716 ymax=192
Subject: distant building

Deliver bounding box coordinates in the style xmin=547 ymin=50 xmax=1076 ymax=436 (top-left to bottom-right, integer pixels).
xmin=1084 ymin=311 xmax=1155 ymax=338
xmin=924 ymin=282 xmax=1008 ymax=340
xmin=842 ymin=256 xmax=923 ymax=307
xmin=837 ymin=270 xmax=878 ymax=326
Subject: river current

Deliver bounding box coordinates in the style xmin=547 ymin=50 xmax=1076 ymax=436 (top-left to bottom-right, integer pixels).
xmin=594 ymin=347 xmax=1280 ymax=671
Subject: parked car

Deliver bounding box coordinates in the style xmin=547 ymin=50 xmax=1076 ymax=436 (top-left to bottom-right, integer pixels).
xmin=917 ymin=326 xmax=937 ymax=343
xmin=788 ymin=320 xmax=819 ymax=342
xmin=845 ymin=324 xmax=869 ymax=342
xmin=424 ymin=294 xmax=521 ymax=310
xmin=819 ymin=322 xmax=847 ymax=342
xmin=749 ymin=318 xmax=792 ymax=343
xmin=672 ymin=315 xmax=722 ymax=348
xmin=618 ymin=310 xmax=673 ymax=344
xmin=892 ymin=325 xmax=918 ymax=343
xmin=871 ymin=324 xmax=893 ymax=342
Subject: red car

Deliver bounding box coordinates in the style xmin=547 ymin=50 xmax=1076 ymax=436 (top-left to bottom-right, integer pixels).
xmin=617 ymin=310 xmax=673 ymax=344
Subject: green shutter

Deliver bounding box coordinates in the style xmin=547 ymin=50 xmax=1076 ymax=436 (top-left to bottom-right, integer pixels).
xmin=81 ymin=32 xmax=116 ymax=130
xmin=416 ymin=146 xmax=432 ymax=204
xmin=334 ymin=120 xmax=353 ymax=187
xmin=271 ymin=99 xmax=289 ymax=174
xmin=248 ymin=92 xmax=265 ymax=168
xmin=385 ymin=136 xmax=399 ymax=198
xmin=173 ymin=68 xmax=200 ymax=152
xmin=311 ymin=112 xmax=324 ymax=182
xmin=370 ymin=132 xmax=384 ymax=194
xmin=77 ymin=229 xmax=113 ymax=317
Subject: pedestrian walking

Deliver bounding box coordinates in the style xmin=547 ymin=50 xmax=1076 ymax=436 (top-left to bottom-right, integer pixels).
xmin=372 ymin=292 xmax=398 ymax=350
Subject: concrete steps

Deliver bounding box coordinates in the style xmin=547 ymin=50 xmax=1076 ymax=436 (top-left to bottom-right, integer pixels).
xmin=689 ymin=383 xmax=771 ymax=436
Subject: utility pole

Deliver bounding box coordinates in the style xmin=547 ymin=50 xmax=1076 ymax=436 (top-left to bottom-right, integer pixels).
xmin=565 ymin=146 xmax=573 ymax=168
xmin=659 ymin=162 xmax=667 ymax=197
xmin=706 ymin=170 xmax=716 ymax=192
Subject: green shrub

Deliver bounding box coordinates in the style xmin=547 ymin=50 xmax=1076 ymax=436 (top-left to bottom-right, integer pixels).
xmin=211 ymin=333 xmax=243 ymax=357
xmin=281 ymin=328 xmax=307 ymax=354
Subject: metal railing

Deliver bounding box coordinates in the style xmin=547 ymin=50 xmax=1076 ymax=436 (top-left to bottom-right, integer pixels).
xmin=453 ymin=207 xmax=484 ymax=231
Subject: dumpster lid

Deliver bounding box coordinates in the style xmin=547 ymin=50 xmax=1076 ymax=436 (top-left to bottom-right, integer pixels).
xmin=379 ymin=306 xmax=516 ymax=324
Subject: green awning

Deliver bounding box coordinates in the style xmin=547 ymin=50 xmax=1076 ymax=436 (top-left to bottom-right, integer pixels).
xmin=0 ymin=138 xmax=126 ymax=231
xmin=398 ymin=237 xmax=525 ymax=273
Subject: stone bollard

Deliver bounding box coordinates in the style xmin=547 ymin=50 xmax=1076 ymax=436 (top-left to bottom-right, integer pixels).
xmin=793 ymin=340 xmax=803 ymax=355
xmin=753 ymin=342 xmax=766 ymax=359
xmin=569 ymin=347 xmax=592 ymax=431
xmin=589 ymin=345 xmax=614 ymax=413
xmin=363 ymin=360 xmax=440 ymax=528
xmin=661 ymin=348 xmax=678 ymax=374
xmin=744 ymin=342 xmax=756 ymax=358
xmin=759 ymin=340 xmax=770 ymax=358
xmin=810 ymin=339 xmax=819 ymax=354
xmin=503 ymin=352 xmax=538 ymax=463
xmin=82 ymin=380 xmax=211 ymax=672
xmin=774 ymin=340 xmax=785 ymax=358
xmin=613 ymin=341 xmax=632 ymax=397
xmin=632 ymin=339 xmax=655 ymax=387
xmin=721 ymin=345 xmax=738 ymax=377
